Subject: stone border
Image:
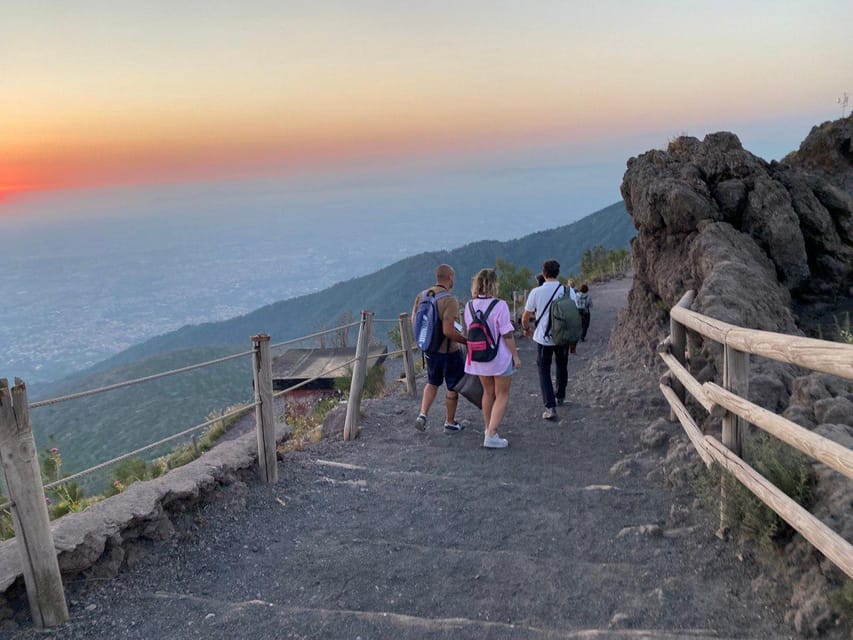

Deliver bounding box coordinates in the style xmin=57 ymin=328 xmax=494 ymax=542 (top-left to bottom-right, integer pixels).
xmin=0 ymin=423 xmax=288 ymax=597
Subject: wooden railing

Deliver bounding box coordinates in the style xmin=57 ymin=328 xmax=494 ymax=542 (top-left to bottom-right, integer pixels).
xmin=660 ymin=291 xmax=853 ymax=580
xmin=0 ymin=311 xmax=419 ymax=627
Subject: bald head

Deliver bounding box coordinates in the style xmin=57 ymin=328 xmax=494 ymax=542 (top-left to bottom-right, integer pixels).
xmin=435 ymin=264 xmax=455 ymax=287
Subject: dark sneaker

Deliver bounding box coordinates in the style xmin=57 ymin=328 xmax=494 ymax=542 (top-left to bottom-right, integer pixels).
xmin=556 ymin=398 xmax=565 ymax=406
xmin=414 ymin=413 xmax=427 ymax=431
xmin=542 ymin=408 xmax=558 ymax=420
xmin=444 ymin=421 xmax=464 ymax=433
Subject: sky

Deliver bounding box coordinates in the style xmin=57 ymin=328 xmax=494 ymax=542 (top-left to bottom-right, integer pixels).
xmin=1 ymin=0 xmax=851 ymax=205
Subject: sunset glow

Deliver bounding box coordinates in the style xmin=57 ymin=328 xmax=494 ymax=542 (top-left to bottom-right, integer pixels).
xmin=2 ymin=1 xmax=851 ymax=200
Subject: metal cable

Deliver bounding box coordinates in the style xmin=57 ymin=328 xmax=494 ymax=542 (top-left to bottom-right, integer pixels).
xmin=30 ymin=350 xmax=255 ymax=409
xmin=40 ymin=401 xmax=259 ymax=492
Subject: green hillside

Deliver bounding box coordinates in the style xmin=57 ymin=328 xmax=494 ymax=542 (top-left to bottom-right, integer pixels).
xmin=28 ymin=200 xmax=633 ymax=484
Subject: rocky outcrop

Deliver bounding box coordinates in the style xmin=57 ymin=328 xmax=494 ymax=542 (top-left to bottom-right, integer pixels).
xmin=612 ymin=115 xmax=853 ymax=364
xmin=611 ymin=115 xmax=853 ymax=636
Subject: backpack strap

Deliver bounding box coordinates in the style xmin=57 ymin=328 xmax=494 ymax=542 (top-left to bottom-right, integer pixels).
xmin=543 ymin=286 xmax=567 ymax=339
xmin=431 ymin=289 xmax=452 ymax=351
xmin=535 ymin=284 xmax=561 ymax=327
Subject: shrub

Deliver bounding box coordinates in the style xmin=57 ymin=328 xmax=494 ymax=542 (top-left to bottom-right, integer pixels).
xmin=835 ymin=312 xmax=852 ymax=345
xmin=719 ymin=433 xmax=815 ymax=554
xmin=829 ymin=579 xmax=853 ymax=621
xmin=336 ymin=363 xmax=386 ymax=400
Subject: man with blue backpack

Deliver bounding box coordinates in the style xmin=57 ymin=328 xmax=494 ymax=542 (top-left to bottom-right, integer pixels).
xmin=411 ymin=264 xmax=468 ymax=433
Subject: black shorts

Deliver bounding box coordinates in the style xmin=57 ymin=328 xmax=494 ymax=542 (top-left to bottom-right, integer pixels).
xmin=425 ymin=350 xmax=465 ymax=390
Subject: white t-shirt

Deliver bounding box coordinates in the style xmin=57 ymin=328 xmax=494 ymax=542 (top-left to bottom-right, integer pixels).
xmin=525 ymin=281 xmax=564 ymax=346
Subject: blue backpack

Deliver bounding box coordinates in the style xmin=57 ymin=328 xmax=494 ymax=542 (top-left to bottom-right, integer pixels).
xmin=466 ymin=299 xmax=500 ymax=365
xmin=414 ymin=289 xmax=451 ymax=353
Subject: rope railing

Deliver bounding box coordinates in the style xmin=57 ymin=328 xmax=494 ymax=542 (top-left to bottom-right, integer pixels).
xmin=0 ymin=401 xmax=259 ymax=512
xmin=52 ymin=401 xmax=260 ymax=493
xmin=29 ymin=349 xmax=255 ymax=409
xmin=269 ymin=321 xmax=362 ymax=351
xmin=1 ymin=313 xmax=410 ymax=626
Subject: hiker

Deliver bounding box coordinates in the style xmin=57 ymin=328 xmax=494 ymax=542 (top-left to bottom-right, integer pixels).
xmin=521 ymin=259 xmax=568 ymax=421
xmin=566 ymin=278 xmax=578 ymax=303
xmin=464 ymin=268 xmax=521 ymax=449
xmin=411 ymin=264 xmax=468 ymax=433
xmin=576 ymin=283 xmax=592 ymax=341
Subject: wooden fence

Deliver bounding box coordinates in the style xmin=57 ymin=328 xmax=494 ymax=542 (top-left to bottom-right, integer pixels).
xmin=0 ymin=312 xmax=419 ymax=627
xmin=660 ymin=290 xmax=853 ymax=580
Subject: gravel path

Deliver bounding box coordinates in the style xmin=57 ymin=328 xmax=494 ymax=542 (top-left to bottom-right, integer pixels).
xmin=4 ymin=278 xmax=803 ymax=639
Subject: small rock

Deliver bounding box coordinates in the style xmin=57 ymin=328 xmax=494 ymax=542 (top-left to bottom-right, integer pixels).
xmin=617 ymin=524 xmax=663 ymax=539
xmin=85 ymin=604 xmax=97 ymax=612
xmin=205 ymin=613 xmax=216 ymax=621
xmin=609 ymin=458 xmax=639 ymax=478
xmin=609 ymin=612 xmax=631 ymax=628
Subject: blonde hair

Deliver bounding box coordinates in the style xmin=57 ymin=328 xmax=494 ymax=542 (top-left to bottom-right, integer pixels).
xmin=471 ymin=268 xmax=499 ymax=298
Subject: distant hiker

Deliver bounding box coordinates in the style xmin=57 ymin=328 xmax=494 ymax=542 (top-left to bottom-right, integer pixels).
xmin=464 ymin=268 xmax=521 ymax=449
xmin=576 ymin=283 xmax=593 ymax=341
xmin=411 ymin=264 xmax=468 ymax=433
xmin=521 ymin=259 xmax=568 ymax=421
xmin=566 ymin=278 xmax=578 ymax=303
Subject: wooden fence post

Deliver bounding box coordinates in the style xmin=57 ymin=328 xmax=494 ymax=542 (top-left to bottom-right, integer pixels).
xmin=669 ymin=291 xmax=695 ymax=421
xmin=344 ymin=311 xmax=373 ymax=441
xmin=399 ymin=313 xmax=417 ymax=397
xmin=252 ymin=335 xmax=277 ymax=484
xmin=670 ymin=318 xmax=686 ymax=421
xmin=0 ymin=379 xmax=68 ymax=628
xmin=719 ymin=344 xmax=749 ymax=537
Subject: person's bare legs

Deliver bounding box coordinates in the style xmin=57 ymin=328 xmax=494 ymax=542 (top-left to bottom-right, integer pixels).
xmin=487 ymin=376 xmax=512 ymax=436
xmin=445 ymin=391 xmax=459 ymax=424
xmin=479 ymin=376 xmax=497 ymax=436
xmin=420 ymin=383 xmax=438 ymax=416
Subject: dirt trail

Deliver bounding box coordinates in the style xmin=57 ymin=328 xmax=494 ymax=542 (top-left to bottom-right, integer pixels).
xmin=7 ymin=278 xmax=801 ymax=640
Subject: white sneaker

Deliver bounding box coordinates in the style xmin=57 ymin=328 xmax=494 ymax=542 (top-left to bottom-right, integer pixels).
xmin=542 ymin=408 xmax=558 ymax=420
xmin=483 ymin=433 xmax=508 ymax=449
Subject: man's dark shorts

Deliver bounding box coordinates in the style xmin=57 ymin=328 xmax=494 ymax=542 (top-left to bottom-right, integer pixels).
xmin=425 ymin=350 xmax=465 ymax=390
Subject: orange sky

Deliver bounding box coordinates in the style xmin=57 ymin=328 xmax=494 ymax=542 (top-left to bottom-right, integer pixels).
xmin=2 ymin=2 xmax=850 ymax=200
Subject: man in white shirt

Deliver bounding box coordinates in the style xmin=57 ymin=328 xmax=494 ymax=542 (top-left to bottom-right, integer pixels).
xmin=521 ymin=259 xmax=569 ymax=421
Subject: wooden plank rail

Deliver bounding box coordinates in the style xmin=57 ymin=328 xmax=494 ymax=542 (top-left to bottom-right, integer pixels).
xmin=661 ymin=289 xmax=853 ymax=579
xmin=669 ymin=304 xmax=733 ymax=345
xmin=703 ymin=436 xmax=853 ymax=580
xmin=658 ymin=350 xmax=717 ymax=414
xmin=725 ymin=328 xmax=853 ymax=381
xmin=703 ymin=382 xmax=853 ymax=480
xmin=659 ymin=384 xmax=714 ymax=466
